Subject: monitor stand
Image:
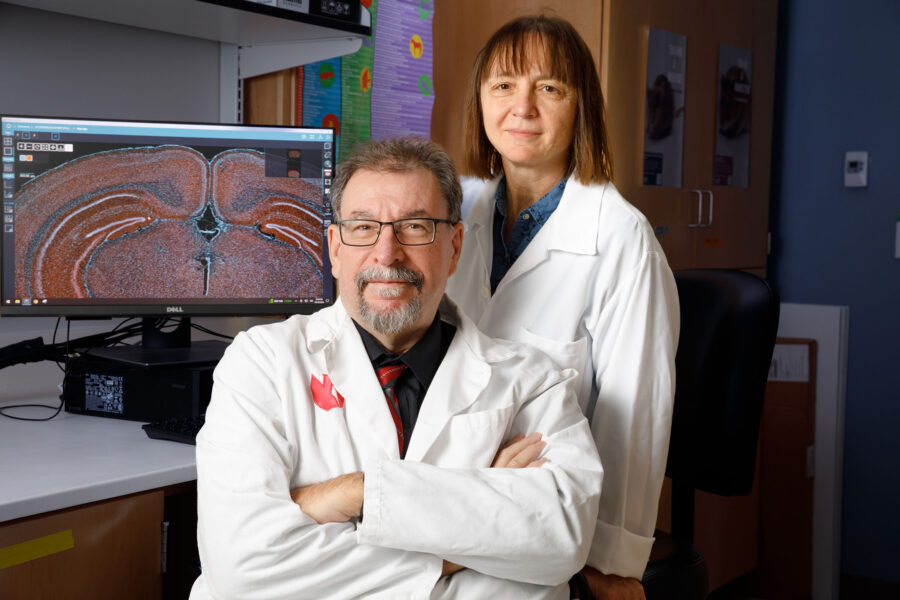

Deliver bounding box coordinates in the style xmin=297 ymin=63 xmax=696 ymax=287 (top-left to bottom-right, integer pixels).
xmin=88 ymin=317 xmax=229 ymax=367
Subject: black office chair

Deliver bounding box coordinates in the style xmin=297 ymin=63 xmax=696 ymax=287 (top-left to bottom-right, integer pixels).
xmin=641 ymin=269 xmax=780 ymax=600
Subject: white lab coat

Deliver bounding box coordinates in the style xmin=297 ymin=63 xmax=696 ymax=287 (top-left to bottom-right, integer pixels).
xmin=446 ymin=176 xmax=680 ymax=578
xmin=190 ymin=297 xmax=602 ymax=600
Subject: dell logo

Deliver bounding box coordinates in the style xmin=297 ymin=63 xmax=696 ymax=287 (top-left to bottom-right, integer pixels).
xmin=166 ymin=306 xmax=184 ymax=313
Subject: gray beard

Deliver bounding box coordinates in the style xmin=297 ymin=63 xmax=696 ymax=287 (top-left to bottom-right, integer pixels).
xmin=359 ymin=295 xmax=422 ymax=336
xmin=355 ymin=266 xmax=424 ymax=336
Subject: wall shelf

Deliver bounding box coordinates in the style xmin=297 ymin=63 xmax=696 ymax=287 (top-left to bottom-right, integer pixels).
xmin=4 ymin=0 xmax=370 ymax=46
xmin=6 ymin=0 xmax=372 ymax=120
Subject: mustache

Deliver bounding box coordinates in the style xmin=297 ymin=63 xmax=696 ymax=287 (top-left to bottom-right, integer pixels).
xmin=355 ymin=266 xmax=424 ymax=293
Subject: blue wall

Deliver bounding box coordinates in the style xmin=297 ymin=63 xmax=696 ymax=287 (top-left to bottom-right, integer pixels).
xmin=770 ymin=0 xmax=900 ymax=583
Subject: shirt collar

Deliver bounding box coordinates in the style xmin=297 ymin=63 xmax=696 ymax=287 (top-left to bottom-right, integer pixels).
xmin=494 ymin=176 xmax=567 ymax=225
xmin=353 ymin=314 xmax=448 ymax=389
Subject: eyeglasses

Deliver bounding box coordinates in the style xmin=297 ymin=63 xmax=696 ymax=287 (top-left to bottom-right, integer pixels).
xmin=335 ymin=218 xmax=455 ymax=246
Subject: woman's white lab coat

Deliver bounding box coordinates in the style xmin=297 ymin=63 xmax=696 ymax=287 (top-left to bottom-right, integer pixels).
xmin=191 ymin=297 xmax=602 ymax=600
xmin=446 ymin=176 xmax=680 ymax=578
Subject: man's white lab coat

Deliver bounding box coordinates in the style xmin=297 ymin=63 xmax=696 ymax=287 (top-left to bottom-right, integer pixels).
xmin=191 ymin=297 xmax=602 ymax=600
xmin=446 ymin=177 xmax=680 ymax=578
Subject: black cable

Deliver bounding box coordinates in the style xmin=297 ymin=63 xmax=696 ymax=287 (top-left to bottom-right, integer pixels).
xmin=0 ymin=400 xmax=64 ymax=421
xmin=190 ymin=322 xmax=234 ymax=341
xmin=52 ymin=317 xmax=65 ymax=372
xmin=0 ymin=321 xmax=67 ymax=420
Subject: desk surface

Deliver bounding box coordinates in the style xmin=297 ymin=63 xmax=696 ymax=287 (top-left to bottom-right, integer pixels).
xmin=0 ymin=402 xmax=196 ymax=522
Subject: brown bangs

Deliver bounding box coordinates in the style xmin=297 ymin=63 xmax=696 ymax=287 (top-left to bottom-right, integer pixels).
xmin=485 ymin=31 xmax=574 ymax=86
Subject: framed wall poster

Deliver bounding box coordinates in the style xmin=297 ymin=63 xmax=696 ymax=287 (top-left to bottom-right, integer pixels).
xmin=714 ymin=43 xmax=753 ymax=187
xmin=642 ymin=27 xmax=687 ymax=188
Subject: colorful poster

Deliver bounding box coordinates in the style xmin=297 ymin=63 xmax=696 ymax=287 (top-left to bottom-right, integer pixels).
xmin=642 ymin=27 xmax=687 ymax=188
xmin=370 ymin=0 xmax=434 ymax=140
xmin=713 ymin=43 xmax=752 ymax=188
xmin=339 ymin=0 xmax=377 ymax=162
xmin=295 ymin=66 xmax=304 ymax=125
xmin=302 ymin=59 xmax=343 ymax=155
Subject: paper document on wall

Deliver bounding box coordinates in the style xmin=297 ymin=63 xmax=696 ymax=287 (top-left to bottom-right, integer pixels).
xmin=768 ymin=343 xmax=810 ymax=382
xmin=642 ymin=27 xmax=687 ymax=188
xmin=714 ymin=43 xmax=753 ymax=188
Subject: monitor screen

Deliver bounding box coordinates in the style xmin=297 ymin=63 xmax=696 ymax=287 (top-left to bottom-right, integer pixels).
xmin=1 ymin=115 xmax=335 ymax=317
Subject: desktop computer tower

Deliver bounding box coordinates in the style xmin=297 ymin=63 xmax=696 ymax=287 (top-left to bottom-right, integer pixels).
xmin=63 ymin=354 xmax=217 ymax=422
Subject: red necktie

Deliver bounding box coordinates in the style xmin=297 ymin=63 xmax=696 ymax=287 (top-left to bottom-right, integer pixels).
xmin=377 ymin=363 xmax=409 ymax=454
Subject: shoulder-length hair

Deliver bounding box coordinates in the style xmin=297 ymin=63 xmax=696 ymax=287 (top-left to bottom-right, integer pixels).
xmin=463 ymin=15 xmax=614 ymax=184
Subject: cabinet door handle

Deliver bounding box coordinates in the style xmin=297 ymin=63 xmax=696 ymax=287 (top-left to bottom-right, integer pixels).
xmin=689 ymin=189 xmax=704 ymax=228
xmin=705 ymin=190 xmax=714 ymax=227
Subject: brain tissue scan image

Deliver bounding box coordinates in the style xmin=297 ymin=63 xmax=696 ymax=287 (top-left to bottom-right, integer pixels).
xmin=13 ymin=145 xmax=325 ymax=300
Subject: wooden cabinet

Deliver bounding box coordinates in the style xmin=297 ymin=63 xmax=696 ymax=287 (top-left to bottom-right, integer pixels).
xmin=0 ymin=490 xmax=164 ymax=598
xmin=0 ymin=484 xmax=200 ymax=599
xmin=432 ymin=0 xmax=778 ymax=273
xmin=604 ymin=0 xmax=778 ymax=271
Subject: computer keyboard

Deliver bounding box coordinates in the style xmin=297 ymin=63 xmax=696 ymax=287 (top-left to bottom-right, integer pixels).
xmin=142 ymin=414 xmax=205 ymax=445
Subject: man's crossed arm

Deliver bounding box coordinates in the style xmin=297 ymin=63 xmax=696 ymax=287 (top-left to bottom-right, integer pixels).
xmin=290 ymin=433 xmax=549 ymax=578
xmin=291 ymin=433 xmax=547 ymax=524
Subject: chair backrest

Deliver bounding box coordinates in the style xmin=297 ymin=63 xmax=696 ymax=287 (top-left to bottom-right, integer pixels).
xmin=666 ymin=269 xmax=780 ymax=497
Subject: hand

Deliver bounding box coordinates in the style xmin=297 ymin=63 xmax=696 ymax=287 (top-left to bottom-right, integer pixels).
xmin=290 ymin=472 xmax=364 ymax=524
xmin=582 ymin=566 xmax=646 ymax=600
xmin=491 ymin=432 xmax=548 ymax=468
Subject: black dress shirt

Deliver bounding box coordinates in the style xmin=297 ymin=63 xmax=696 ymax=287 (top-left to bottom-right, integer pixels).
xmin=353 ymin=314 xmax=456 ymax=458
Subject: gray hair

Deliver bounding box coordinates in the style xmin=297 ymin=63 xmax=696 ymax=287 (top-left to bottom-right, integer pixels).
xmin=330 ymin=137 xmax=462 ymax=223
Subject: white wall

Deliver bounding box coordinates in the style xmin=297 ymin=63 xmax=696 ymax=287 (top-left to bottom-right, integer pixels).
xmin=0 ymin=2 xmax=221 ymax=121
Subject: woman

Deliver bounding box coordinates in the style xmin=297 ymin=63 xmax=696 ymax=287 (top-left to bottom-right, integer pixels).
xmin=445 ymin=15 xmax=680 ymax=599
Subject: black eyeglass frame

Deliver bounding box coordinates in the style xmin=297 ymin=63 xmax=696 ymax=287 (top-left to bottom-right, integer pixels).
xmin=333 ymin=218 xmax=457 ymax=246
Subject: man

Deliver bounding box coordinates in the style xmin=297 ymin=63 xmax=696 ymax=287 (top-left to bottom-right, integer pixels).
xmin=191 ymin=138 xmax=602 ymax=599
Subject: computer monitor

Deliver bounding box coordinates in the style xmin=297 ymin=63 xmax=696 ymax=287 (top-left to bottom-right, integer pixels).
xmin=1 ymin=115 xmax=335 ymax=322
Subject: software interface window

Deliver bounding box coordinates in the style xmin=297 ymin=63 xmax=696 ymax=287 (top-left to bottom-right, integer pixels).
xmin=1 ymin=116 xmax=335 ymax=314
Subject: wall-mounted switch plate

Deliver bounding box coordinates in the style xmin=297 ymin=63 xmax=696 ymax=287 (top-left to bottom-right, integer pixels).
xmin=844 ymin=151 xmax=868 ymax=187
